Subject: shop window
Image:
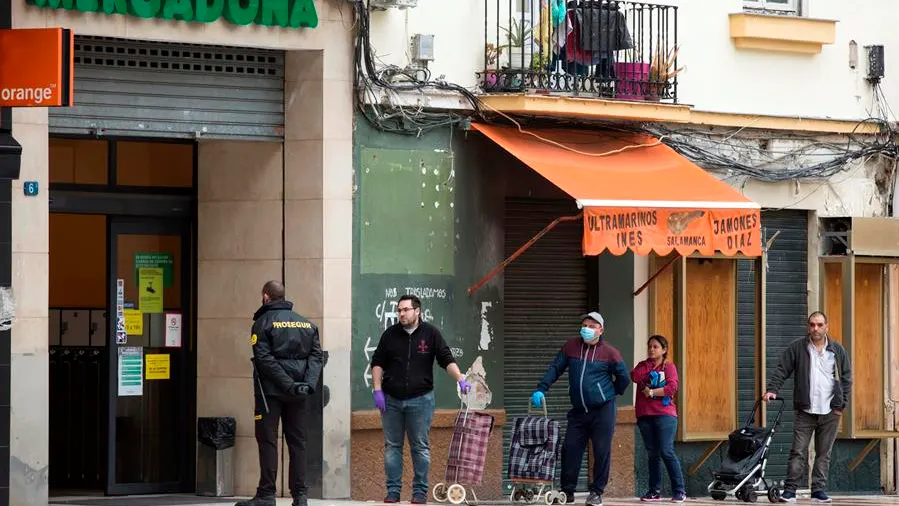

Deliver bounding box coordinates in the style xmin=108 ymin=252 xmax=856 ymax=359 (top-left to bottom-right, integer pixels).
xmin=821 ymin=257 xmax=897 ymax=438
xmin=116 ymin=141 xmax=193 ymax=188
xmin=50 ymin=213 xmax=107 ymax=308
xmin=649 ymin=254 xmax=742 ymax=441
xmin=49 ymin=138 xmax=109 ymax=184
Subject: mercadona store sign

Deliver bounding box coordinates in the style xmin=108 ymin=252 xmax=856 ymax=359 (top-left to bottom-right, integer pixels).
xmin=26 ymin=0 xmax=319 ymax=29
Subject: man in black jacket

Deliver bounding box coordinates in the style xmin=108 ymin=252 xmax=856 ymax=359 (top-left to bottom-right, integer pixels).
xmin=764 ymin=311 xmax=852 ymax=504
xmin=238 ymin=281 xmax=324 ymax=506
xmin=370 ymin=294 xmax=471 ymax=504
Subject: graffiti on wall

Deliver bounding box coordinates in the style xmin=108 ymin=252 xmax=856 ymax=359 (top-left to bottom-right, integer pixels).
xmin=352 ymin=272 xmax=503 ymax=409
xmin=361 ymin=283 xmax=456 ymax=389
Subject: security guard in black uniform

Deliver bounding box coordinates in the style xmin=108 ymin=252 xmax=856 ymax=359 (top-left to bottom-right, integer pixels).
xmin=237 ymin=281 xmax=324 ymax=506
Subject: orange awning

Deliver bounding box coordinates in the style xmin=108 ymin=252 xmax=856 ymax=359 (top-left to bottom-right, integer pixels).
xmin=471 ymin=123 xmax=762 ymax=257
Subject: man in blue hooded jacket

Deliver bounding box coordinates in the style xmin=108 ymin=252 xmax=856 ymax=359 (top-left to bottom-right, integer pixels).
xmin=531 ymin=312 xmax=629 ymax=506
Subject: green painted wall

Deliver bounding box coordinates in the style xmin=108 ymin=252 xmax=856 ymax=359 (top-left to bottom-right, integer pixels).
xmin=351 ymin=119 xmax=505 ymax=411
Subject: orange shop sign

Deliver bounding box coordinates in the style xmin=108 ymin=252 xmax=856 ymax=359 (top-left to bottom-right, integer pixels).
xmin=0 ymin=28 xmax=74 ymax=107
xmin=583 ymin=206 xmax=762 ymax=257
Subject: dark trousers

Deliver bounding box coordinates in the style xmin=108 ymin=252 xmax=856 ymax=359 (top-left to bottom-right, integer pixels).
xmin=561 ymin=400 xmax=616 ymax=495
xmin=784 ymin=410 xmax=840 ymax=494
xmin=255 ymin=394 xmax=308 ymax=498
xmin=637 ymin=415 xmax=685 ymax=495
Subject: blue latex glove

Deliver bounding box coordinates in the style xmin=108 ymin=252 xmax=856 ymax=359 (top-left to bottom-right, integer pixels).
xmin=458 ymin=379 xmax=472 ymax=394
xmin=373 ymin=390 xmax=386 ymax=413
xmin=531 ymin=391 xmax=545 ymax=408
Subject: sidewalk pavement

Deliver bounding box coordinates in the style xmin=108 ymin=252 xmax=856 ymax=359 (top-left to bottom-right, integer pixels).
xmin=49 ymin=495 xmax=899 ymax=506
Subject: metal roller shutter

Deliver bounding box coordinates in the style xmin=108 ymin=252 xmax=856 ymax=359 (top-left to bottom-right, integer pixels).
xmin=736 ymin=210 xmax=809 ymax=481
xmin=49 ymin=36 xmax=284 ymax=141
xmin=736 ymin=259 xmax=757 ymax=427
xmin=503 ymin=198 xmax=590 ymax=494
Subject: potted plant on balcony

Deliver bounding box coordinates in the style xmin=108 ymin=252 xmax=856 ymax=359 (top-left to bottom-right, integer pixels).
xmin=483 ymin=43 xmax=503 ymax=88
xmin=645 ymin=45 xmax=684 ymax=101
xmin=500 ymin=19 xmax=533 ymax=70
xmin=613 ymin=42 xmax=650 ymax=101
xmin=614 ymin=44 xmax=683 ymax=101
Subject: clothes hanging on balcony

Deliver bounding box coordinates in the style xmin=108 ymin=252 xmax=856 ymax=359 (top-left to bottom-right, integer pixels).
xmin=537 ymin=0 xmax=552 ymax=57
xmin=573 ymin=2 xmax=633 ymax=53
xmin=539 ymin=0 xmax=566 ymax=57
xmin=547 ymin=1 xmax=632 ymax=77
xmin=537 ymin=0 xmax=568 ymax=53
xmin=546 ymin=10 xmax=588 ymax=76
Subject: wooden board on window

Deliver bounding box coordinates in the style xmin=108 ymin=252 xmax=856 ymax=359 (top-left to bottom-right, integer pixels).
xmin=854 ymin=263 xmax=884 ymax=433
xmin=890 ymin=265 xmax=899 ymax=406
xmin=649 ymin=253 xmax=678 ymax=363
xmin=682 ymin=258 xmax=737 ymax=439
xmin=823 ymin=262 xmax=844 ymax=342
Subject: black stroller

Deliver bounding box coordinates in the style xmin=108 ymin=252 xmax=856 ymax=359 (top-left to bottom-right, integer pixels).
xmin=708 ymin=397 xmax=785 ymax=503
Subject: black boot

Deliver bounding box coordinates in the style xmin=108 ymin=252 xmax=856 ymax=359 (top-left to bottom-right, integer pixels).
xmin=235 ymin=496 xmax=276 ymax=506
xmin=292 ymin=495 xmax=308 ymax=506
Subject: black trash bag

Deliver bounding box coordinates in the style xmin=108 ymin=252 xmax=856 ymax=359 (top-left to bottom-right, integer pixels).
xmin=198 ymin=417 xmax=237 ymax=450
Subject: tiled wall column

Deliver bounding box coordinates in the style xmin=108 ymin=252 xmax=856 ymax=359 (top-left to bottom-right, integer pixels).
xmin=284 ymin=48 xmax=353 ymax=499
xmin=196 ymin=141 xmax=285 ymax=497
xmin=9 ymin=108 xmax=49 ymax=506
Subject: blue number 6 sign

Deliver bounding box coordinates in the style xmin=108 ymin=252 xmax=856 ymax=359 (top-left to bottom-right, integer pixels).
xmin=23 ymin=181 xmax=39 ymax=197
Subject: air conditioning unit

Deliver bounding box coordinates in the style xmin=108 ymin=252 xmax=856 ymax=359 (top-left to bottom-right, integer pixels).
xmin=369 ymin=0 xmax=418 ymax=10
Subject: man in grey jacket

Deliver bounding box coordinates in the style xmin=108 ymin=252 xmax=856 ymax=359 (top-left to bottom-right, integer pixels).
xmin=764 ymin=311 xmax=852 ymax=504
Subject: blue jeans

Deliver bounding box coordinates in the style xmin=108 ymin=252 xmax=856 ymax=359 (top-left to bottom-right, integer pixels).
xmin=637 ymin=415 xmax=685 ymax=495
xmin=382 ymin=391 xmax=436 ymax=498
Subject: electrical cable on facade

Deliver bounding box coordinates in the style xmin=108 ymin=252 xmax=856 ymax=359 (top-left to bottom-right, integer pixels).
xmin=643 ymin=117 xmax=898 ymax=183
xmin=352 ymin=0 xmax=899 ymax=188
xmin=352 ymin=0 xmax=484 ymax=135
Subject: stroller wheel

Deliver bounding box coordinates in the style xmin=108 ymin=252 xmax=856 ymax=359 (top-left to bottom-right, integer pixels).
xmin=447 ymin=484 xmax=466 ymax=505
xmin=710 ymin=490 xmax=726 ymax=501
xmin=767 ymin=486 xmax=781 ymax=503
xmin=511 ymin=487 xmax=523 ymax=502
xmin=524 ymin=489 xmax=535 ymax=503
xmin=433 ymin=483 xmax=448 ymax=503
xmin=543 ymin=491 xmax=556 ymax=505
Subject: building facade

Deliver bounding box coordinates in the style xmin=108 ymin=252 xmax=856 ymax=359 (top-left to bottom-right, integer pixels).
xmin=351 ymin=0 xmax=899 ymax=500
xmin=10 ymin=0 xmax=355 ymax=504
xmin=4 ymin=0 xmax=899 ymax=504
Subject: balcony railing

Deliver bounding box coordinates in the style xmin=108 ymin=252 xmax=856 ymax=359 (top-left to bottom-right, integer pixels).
xmin=480 ymin=0 xmax=680 ymax=103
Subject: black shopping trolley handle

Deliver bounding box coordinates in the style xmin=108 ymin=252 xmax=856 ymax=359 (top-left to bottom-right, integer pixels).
xmin=748 ymin=396 xmax=786 ymax=427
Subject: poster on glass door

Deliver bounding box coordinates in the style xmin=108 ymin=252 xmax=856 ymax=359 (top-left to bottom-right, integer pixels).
xmin=117 ymin=346 xmax=143 ymax=397
xmin=116 ymin=279 xmax=127 ymax=344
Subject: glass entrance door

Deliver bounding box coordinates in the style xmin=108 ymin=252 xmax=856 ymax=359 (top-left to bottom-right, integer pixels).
xmin=107 ymin=218 xmax=192 ymax=495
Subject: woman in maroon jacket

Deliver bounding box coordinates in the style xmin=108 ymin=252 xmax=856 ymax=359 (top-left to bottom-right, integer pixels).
xmin=631 ymin=335 xmax=686 ymax=503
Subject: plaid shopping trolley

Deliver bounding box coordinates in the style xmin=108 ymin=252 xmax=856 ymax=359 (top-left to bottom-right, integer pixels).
xmin=432 ymin=395 xmax=495 ymax=505
xmin=508 ymin=401 xmax=564 ymax=505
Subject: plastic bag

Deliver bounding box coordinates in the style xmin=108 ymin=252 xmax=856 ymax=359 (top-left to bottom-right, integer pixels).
xmin=198 ymin=417 xmax=237 ymax=450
